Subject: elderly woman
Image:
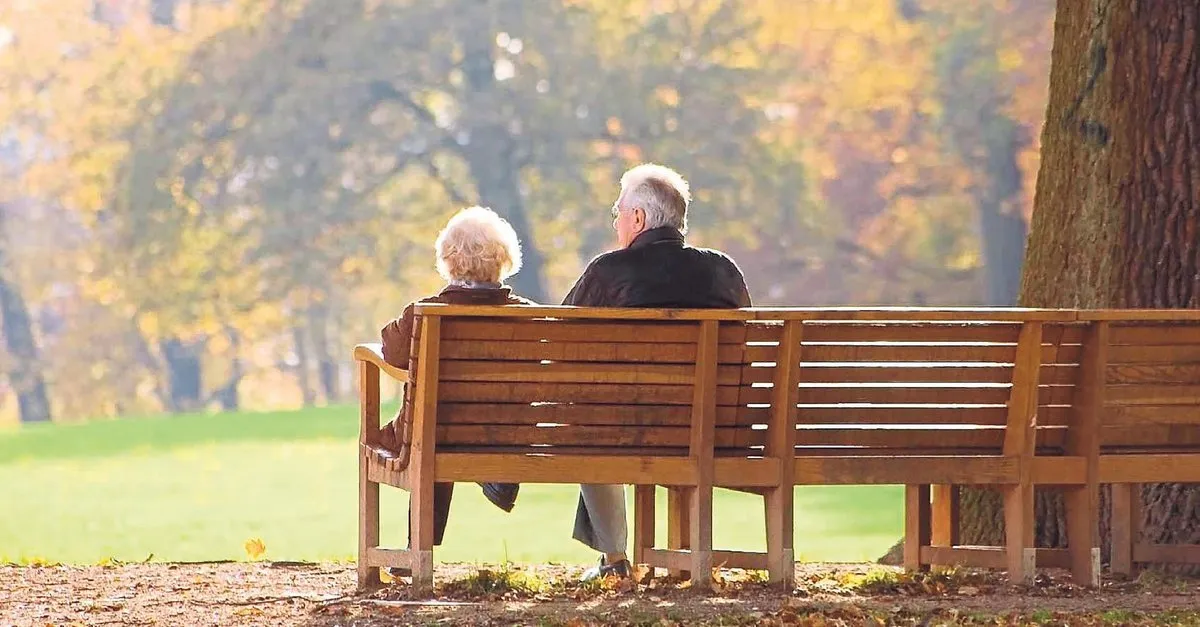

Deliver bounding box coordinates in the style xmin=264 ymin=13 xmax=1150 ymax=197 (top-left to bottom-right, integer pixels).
xmin=378 ymin=206 xmax=535 ymax=548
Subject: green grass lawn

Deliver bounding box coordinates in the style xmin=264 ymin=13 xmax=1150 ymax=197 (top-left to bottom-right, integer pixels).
xmin=0 ymin=406 xmax=902 ymax=566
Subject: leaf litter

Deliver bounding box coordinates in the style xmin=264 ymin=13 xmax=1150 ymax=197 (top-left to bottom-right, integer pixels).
xmin=1 ymin=562 xmax=1198 ymax=626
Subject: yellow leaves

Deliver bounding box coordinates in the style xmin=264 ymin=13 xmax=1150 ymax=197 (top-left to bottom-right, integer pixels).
xmin=631 ymin=562 xmax=652 ymax=584
xmin=231 ymin=113 xmax=252 ymax=131
xmin=2 ymin=0 xmax=241 ymax=224
xmin=946 ymin=246 xmax=982 ymax=272
xmin=340 ymin=257 xmax=371 ymax=276
xmin=137 ymin=313 xmax=161 ymax=340
xmin=18 ymin=556 xmax=59 ymax=567
xmin=654 ymin=86 xmax=679 ymax=108
xmin=243 ymin=538 xmax=266 ymax=560
xmin=81 ymin=276 xmax=122 ymax=307
xmin=998 ymin=46 xmax=1024 ymax=72
xmin=709 ymin=566 xmax=728 ymax=594
xmin=605 ymin=116 xmax=623 ymax=136
xmin=589 ymin=140 xmax=642 ymax=163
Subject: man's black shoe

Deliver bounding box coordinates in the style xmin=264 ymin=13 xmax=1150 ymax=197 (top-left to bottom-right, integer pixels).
xmin=481 ymin=482 xmax=519 ymax=512
xmin=580 ymin=556 xmax=632 ymax=582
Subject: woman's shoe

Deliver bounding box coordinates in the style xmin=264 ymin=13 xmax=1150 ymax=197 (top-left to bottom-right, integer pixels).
xmin=480 ymin=483 xmax=519 ymax=512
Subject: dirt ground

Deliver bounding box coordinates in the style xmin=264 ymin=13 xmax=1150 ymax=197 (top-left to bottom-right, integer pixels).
xmin=3 ymin=561 xmax=1199 ymax=626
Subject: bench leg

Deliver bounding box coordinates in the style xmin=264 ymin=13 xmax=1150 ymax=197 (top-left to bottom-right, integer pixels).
xmin=1003 ymin=484 xmax=1036 ymax=585
xmin=666 ymin=487 xmax=690 ymax=579
xmin=689 ymin=484 xmax=713 ymax=589
xmin=764 ymin=485 xmax=794 ymax=587
xmin=1110 ymin=483 xmax=1141 ymax=577
xmin=409 ymin=475 xmax=436 ymax=595
xmin=633 ymin=485 xmax=655 ymax=567
xmin=903 ymin=485 xmax=931 ymax=571
xmin=931 ymin=484 xmax=960 ymax=548
xmin=1065 ymin=482 xmax=1101 ymax=587
xmin=358 ymin=453 xmax=382 ymax=591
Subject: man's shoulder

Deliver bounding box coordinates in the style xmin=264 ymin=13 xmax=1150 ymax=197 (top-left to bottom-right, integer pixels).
xmin=585 ymin=241 xmax=743 ymax=274
xmin=586 ymin=247 xmax=632 ymax=266
xmin=578 ymin=248 xmax=636 ymax=278
xmin=686 ymin=242 xmax=737 ymax=259
xmin=684 ymin=243 xmax=745 ymax=271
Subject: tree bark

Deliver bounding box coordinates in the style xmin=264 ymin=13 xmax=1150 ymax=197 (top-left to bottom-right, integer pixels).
xmin=0 ymin=210 xmax=52 ymax=424
xmin=960 ymin=0 xmax=1200 ymax=571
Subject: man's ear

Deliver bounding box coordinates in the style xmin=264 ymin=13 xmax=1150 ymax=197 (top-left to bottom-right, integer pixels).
xmin=634 ymin=207 xmax=648 ymax=230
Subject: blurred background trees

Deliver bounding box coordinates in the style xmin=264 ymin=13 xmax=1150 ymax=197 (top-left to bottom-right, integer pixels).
xmin=0 ymin=0 xmax=1055 ymax=422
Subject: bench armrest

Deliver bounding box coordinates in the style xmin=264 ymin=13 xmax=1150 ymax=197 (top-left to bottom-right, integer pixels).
xmin=353 ymin=343 xmax=410 ymax=384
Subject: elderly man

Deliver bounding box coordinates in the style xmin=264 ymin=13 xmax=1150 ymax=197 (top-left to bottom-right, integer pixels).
xmin=563 ymin=163 xmax=752 ymax=580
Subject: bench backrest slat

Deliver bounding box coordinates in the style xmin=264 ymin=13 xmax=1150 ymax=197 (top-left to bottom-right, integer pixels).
xmin=1101 ymin=321 xmax=1200 ymax=450
xmin=769 ymin=319 xmax=1071 ymax=457
xmin=432 ymin=316 xmax=781 ymax=457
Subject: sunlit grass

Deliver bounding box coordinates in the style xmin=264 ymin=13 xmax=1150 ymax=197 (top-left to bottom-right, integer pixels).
xmin=0 ymin=406 xmax=901 ymax=565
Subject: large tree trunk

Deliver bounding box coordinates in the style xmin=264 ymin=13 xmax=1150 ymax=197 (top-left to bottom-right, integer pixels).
xmin=454 ymin=3 xmax=548 ymax=302
xmin=960 ymin=0 xmax=1200 ymax=571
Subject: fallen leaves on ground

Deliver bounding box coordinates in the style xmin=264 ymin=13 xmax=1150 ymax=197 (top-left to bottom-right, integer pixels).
xmin=243 ymin=538 xmax=266 ymax=560
xmin=3 ymin=562 xmax=1200 ymax=626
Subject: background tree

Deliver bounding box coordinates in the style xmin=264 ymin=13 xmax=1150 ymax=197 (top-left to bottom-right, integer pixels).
xmin=3 ymin=0 xmax=1061 ymax=421
xmin=0 ymin=207 xmax=52 ymax=423
xmin=0 ymin=0 xmax=115 ymax=423
xmin=81 ymin=0 xmax=810 ymax=405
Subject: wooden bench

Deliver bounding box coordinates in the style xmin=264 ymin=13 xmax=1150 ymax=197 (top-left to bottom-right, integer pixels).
xmin=352 ymin=306 xmax=1200 ymax=593
xmin=353 ymin=306 xmax=791 ymax=593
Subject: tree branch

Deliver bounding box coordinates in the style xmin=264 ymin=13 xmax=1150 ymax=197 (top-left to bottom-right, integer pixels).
xmin=367 ymin=80 xmax=461 ymax=155
xmin=421 ymin=158 xmax=472 ymax=206
xmin=833 ymin=237 xmax=977 ymax=283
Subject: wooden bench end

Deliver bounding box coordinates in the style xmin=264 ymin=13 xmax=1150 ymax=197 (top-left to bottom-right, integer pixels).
xmin=354 ymin=343 xmax=409 ymax=383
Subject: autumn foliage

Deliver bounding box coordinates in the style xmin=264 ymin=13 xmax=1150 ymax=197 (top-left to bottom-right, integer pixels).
xmin=0 ymin=0 xmax=1054 ymax=421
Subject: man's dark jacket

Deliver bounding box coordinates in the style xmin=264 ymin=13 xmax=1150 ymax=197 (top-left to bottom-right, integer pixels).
xmin=562 ymin=227 xmax=752 ymax=308
xmin=562 ymin=226 xmax=751 ymax=551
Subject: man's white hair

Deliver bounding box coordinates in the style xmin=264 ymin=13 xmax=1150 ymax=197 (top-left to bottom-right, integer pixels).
xmin=618 ymin=163 xmax=690 ymax=234
xmin=435 ymin=206 xmax=523 ymax=283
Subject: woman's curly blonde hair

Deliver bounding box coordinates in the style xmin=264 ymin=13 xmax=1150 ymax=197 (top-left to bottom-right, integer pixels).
xmin=435 ymin=206 xmax=523 ymax=284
